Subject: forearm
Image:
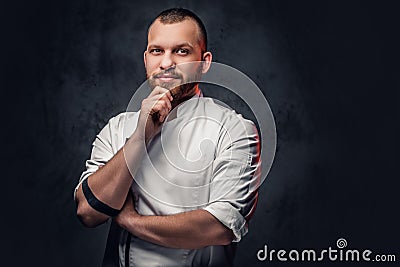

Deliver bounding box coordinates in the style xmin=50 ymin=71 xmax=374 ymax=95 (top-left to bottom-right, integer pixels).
xmin=118 ymin=209 xmax=234 ymax=249
xmin=76 ymin=133 xmax=146 ymax=226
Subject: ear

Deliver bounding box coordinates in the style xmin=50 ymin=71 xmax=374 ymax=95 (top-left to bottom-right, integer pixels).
xmin=143 ymin=50 xmax=147 ymax=69
xmin=201 ymin=51 xmax=212 ymax=74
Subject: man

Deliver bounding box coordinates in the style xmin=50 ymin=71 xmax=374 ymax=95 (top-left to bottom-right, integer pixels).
xmin=75 ymin=8 xmax=260 ymax=267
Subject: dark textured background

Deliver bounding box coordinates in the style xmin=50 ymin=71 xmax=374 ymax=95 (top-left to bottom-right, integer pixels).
xmin=1 ymin=0 xmax=399 ymax=266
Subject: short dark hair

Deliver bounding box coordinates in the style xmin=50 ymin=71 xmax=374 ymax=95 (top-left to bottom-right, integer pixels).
xmin=149 ymin=8 xmax=208 ymax=52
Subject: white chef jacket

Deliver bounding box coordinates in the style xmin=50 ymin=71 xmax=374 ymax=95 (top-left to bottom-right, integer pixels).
xmin=75 ymin=91 xmax=261 ymax=267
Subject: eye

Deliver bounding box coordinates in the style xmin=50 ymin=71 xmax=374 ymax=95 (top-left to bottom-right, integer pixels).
xmin=149 ymin=48 xmax=162 ymax=55
xmin=176 ymin=48 xmax=189 ymax=55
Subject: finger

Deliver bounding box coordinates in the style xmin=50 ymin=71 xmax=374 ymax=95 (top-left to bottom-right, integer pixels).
xmin=146 ymin=91 xmax=172 ymax=109
xmin=153 ymin=102 xmax=171 ymax=123
xmin=149 ymin=86 xmax=169 ymax=96
xmin=148 ymin=96 xmax=172 ymax=117
xmin=165 ymin=97 xmax=172 ymax=111
xmin=149 ymin=86 xmax=168 ymax=96
xmin=149 ymin=103 xmax=165 ymax=122
xmin=161 ymin=99 xmax=172 ymax=115
xmin=149 ymin=86 xmax=173 ymax=101
xmin=158 ymin=105 xmax=169 ymax=122
xmin=149 ymin=93 xmax=171 ymax=104
xmin=150 ymin=100 xmax=169 ymax=113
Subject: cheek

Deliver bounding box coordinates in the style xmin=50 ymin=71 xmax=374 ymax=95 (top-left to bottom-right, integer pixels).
xmin=178 ymin=62 xmax=202 ymax=75
xmin=145 ymin=58 xmax=160 ymax=74
xmin=146 ymin=57 xmax=157 ymax=66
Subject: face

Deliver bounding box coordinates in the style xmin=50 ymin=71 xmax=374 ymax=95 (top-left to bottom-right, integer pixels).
xmin=144 ymin=19 xmax=212 ymax=100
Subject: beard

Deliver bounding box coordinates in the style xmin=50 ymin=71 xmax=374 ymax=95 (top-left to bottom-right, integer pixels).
xmin=147 ymin=63 xmax=203 ymax=101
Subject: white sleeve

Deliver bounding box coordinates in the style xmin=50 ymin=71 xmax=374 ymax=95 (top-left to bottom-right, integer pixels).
xmin=73 ymin=119 xmax=115 ymax=200
xmin=202 ymin=118 xmax=261 ymax=242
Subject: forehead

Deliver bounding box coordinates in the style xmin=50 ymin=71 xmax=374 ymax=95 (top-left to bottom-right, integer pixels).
xmin=147 ymin=19 xmax=201 ymax=48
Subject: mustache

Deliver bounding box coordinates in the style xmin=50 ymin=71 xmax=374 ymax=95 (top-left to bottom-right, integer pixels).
xmin=152 ymin=70 xmax=182 ymax=79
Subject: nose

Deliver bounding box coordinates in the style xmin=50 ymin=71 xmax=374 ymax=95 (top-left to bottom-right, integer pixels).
xmin=160 ymin=52 xmax=175 ymax=70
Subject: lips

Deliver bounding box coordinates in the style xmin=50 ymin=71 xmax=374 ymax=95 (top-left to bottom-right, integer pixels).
xmin=153 ymin=72 xmax=181 ymax=80
xmin=157 ymin=76 xmax=179 ymax=82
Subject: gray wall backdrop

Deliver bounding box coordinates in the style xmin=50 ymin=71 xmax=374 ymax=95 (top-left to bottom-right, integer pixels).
xmin=1 ymin=0 xmax=398 ymax=266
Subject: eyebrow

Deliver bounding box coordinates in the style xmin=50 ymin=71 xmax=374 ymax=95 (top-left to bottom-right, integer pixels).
xmin=147 ymin=42 xmax=195 ymax=50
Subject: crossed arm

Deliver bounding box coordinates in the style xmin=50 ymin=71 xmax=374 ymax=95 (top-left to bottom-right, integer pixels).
xmin=75 ymin=133 xmax=234 ymax=249
xmin=115 ymin=191 xmax=234 ymax=249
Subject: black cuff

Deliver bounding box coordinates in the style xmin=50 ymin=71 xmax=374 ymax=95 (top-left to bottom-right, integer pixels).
xmin=82 ymin=178 xmax=121 ymax=217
